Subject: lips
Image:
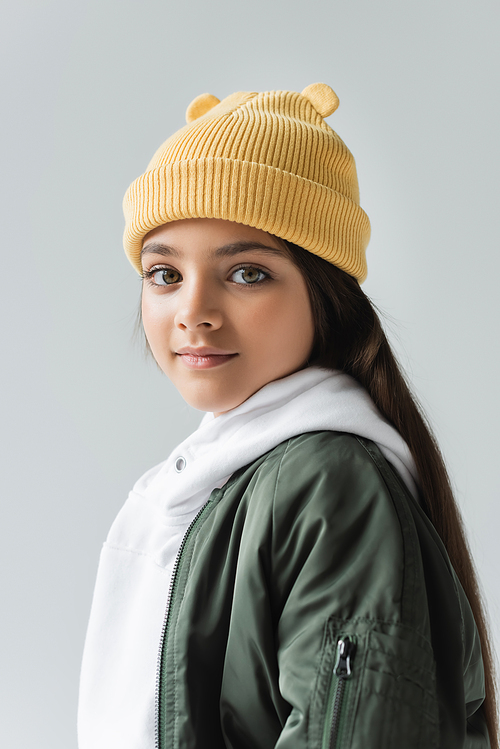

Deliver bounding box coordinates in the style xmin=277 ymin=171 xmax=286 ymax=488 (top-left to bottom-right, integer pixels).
xmin=175 ymin=347 xmax=238 ymax=370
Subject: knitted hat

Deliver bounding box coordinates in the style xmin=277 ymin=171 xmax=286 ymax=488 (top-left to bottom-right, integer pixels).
xmin=123 ymin=83 xmax=371 ymax=281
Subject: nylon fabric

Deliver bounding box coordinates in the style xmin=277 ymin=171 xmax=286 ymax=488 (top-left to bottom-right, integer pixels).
xmin=155 ymin=432 xmax=488 ymax=749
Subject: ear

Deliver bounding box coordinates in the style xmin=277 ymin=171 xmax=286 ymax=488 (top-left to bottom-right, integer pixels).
xmin=301 ymin=83 xmax=339 ymax=117
xmin=185 ymin=93 xmax=221 ymax=124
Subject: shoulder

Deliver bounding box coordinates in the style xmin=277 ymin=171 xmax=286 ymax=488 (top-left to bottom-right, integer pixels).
xmin=241 ymin=430 xmax=411 ymax=581
xmin=279 ymin=430 xmax=386 ymax=480
xmin=256 ymin=430 xmax=405 ymax=523
xmin=238 ymin=430 xmax=424 ymax=628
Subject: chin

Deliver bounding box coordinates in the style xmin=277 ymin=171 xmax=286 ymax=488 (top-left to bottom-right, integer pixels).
xmin=179 ymin=388 xmax=244 ymax=415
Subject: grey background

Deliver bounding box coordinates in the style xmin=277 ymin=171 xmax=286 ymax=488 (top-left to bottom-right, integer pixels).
xmin=1 ymin=0 xmax=499 ymax=745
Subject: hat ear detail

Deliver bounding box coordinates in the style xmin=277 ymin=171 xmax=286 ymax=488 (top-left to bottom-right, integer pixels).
xmin=301 ymin=83 xmax=339 ymax=117
xmin=185 ymin=93 xmax=221 ymax=124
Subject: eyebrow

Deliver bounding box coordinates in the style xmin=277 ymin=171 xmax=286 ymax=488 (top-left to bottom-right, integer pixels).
xmin=140 ymin=240 xmax=287 ymax=260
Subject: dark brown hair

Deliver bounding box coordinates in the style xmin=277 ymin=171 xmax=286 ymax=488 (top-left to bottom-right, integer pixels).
xmin=281 ymin=239 xmax=498 ymax=746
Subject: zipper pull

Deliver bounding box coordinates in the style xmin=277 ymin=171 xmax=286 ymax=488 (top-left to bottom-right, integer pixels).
xmin=334 ymin=637 xmax=355 ymax=678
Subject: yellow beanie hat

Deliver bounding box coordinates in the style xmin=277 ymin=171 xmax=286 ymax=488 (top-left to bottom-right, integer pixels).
xmin=123 ymin=83 xmax=371 ymax=281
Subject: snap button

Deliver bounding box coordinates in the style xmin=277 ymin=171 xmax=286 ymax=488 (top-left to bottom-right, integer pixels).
xmin=174 ymin=456 xmax=186 ymax=473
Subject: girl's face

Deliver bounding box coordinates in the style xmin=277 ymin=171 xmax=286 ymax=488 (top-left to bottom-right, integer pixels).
xmin=141 ymin=218 xmax=315 ymax=416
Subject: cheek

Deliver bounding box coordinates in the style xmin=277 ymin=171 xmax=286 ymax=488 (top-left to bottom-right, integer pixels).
xmin=141 ymin=296 xmax=155 ymax=342
xmin=141 ymin=295 xmax=172 ymax=349
xmin=247 ymin=288 xmax=314 ymax=363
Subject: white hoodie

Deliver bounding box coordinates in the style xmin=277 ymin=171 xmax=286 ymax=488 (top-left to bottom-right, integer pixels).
xmin=78 ymin=367 xmax=418 ymax=749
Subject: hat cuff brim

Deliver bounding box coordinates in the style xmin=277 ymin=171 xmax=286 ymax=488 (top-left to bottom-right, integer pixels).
xmin=123 ymin=158 xmax=370 ymax=282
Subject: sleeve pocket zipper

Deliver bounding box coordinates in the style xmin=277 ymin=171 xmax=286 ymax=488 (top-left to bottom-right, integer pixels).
xmin=322 ymin=636 xmax=356 ymax=749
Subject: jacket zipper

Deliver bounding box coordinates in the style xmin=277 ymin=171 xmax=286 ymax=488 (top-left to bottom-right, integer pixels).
xmin=323 ymin=636 xmax=355 ymax=749
xmin=154 ymin=498 xmax=214 ymax=749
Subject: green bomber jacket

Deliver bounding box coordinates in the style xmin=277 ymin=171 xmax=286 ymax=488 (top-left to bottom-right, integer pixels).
xmin=156 ymin=431 xmax=490 ymax=748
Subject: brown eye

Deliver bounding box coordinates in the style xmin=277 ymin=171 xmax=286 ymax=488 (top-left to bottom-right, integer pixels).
xmin=152 ymin=269 xmax=181 ymax=285
xmin=232 ymin=267 xmax=267 ymax=285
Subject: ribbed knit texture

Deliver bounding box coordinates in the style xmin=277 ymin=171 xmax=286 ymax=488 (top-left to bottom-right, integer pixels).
xmin=123 ymin=84 xmax=371 ymax=281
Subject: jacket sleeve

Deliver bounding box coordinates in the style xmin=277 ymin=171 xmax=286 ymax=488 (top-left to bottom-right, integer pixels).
xmin=268 ymin=432 xmax=445 ymax=749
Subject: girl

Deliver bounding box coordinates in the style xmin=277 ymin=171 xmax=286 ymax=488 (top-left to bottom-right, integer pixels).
xmin=78 ymin=83 xmax=497 ymax=748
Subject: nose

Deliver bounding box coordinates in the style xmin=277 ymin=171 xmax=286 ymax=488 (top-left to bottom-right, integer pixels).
xmin=173 ymin=279 xmax=223 ymax=332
